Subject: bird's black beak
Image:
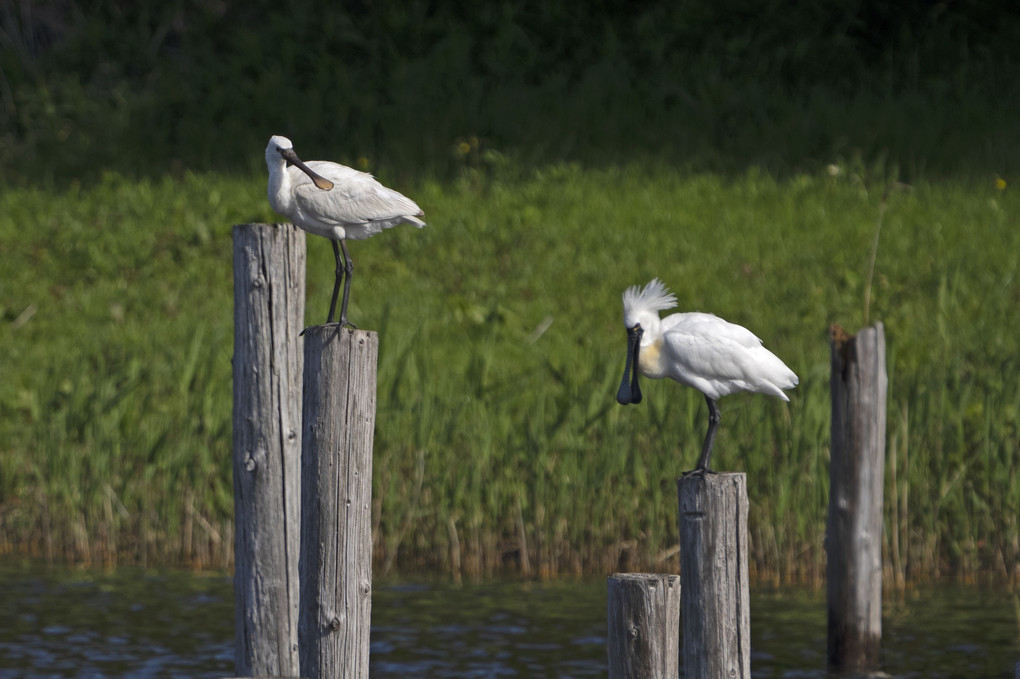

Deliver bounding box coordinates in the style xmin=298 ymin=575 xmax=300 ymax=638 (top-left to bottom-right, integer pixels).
xmin=279 ymin=147 xmax=334 ymax=191
xmin=616 ymin=325 xmax=643 ymax=405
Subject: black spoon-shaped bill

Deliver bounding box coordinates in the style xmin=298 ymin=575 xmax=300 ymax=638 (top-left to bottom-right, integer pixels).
xmin=616 ymin=325 xmax=643 ymax=405
xmin=279 ymin=147 xmax=335 ymax=191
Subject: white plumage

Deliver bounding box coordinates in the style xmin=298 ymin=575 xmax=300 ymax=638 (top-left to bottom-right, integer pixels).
xmin=617 ymin=278 xmax=798 ymax=473
xmin=265 ymin=135 xmax=425 ymax=325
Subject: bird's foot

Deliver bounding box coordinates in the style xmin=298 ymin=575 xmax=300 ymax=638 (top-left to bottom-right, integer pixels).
xmin=337 ymin=318 xmax=358 ymax=330
xmin=680 ymin=466 xmax=715 ymax=479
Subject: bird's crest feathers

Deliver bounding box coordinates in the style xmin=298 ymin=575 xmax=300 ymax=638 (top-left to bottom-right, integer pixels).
xmin=623 ymin=278 xmax=677 ymax=317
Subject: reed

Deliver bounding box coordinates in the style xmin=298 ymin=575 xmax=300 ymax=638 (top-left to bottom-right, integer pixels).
xmin=2 ymin=165 xmax=1016 ymax=583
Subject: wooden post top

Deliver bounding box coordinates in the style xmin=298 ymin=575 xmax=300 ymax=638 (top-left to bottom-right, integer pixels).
xmin=301 ymin=324 xmax=378 ymax=339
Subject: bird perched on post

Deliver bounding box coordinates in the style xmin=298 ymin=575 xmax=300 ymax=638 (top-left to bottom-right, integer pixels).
xmin=265 ymin=135 xmax=426 ymax=327
xmin=616 ymin=278 xmax=798 ymax=474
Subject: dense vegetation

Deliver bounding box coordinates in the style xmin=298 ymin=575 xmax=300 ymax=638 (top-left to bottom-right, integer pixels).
xmin=2 ymin=0 xmax=1017 ymax=184
xmin=1 ymin=1 xmax=1017 ymax=583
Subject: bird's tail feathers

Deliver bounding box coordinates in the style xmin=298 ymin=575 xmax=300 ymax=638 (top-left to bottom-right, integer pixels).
xmin=755 ymin=352 xmax=798 ymax=401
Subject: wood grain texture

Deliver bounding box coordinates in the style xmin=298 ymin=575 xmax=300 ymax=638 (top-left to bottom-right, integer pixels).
xmin=677 ymin=473 xmax=750 ymax=679
xmin=827 ymin=323 xmax=886 ymax=669
xmin=299 ymin=326 xmax=378 ymax=679
xmin=231 ymin=223 xmax=305 ymax=677
xmin=607 ymin=573 xmax=681 ymax=679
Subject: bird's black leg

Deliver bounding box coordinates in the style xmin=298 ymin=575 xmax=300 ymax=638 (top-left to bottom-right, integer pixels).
xmin=327 ymin=240 xmax=343 ymax=324
xmin=691 ymin=396 xmax=721 ymax=474
xmin=337 ymin=239 xmax=355 ymax=328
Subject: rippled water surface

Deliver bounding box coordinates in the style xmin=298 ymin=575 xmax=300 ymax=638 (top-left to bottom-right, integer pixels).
xmin=0 ymin=563 xmax=1017 ymax=677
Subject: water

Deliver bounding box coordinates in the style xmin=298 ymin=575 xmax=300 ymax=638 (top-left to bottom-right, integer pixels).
xmin=0 ymin=563 xmax=1017 ymax=678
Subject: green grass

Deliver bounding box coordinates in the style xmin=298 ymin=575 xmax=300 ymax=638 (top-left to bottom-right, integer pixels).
xmin=2 ymin=161 xmax=1017 ymax=581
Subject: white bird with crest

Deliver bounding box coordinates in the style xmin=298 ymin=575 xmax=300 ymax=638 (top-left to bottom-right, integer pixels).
xmin=265 ymin=135 xmax=426 ymax=326
xmin=616 ymin=278 xmax=798 ymax=474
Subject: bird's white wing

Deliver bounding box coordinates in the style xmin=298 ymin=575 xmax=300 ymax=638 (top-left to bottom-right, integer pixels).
xmin=661 ymin=312 xmax=793 ymax=399
xmin=662 ymin=313 xmax=764 ymax=350
xmin=291 ymin=162 xmax=423 ymax=226
xmin=663 ymin=323 xmax=754 ymax=381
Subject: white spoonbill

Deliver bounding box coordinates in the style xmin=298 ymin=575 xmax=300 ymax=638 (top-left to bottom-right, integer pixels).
xmin=265 ymin=135 xmax=426 ymax=326
xmin=616 ymin=278 xmax=798 ymax=474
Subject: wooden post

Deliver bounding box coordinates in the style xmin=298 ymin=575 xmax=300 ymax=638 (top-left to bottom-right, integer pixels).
xmin=299 ymin=326 xmax=378 ymax=679
xmin=232 ymin=223 xmax=305 ymax=677
xmin=827 ymin=323 xmax=886 ymax=670
xmin=677 ymin=473 xmax=750 ymax=679
xmin=607 ymin=573 xmax=681 ymax=679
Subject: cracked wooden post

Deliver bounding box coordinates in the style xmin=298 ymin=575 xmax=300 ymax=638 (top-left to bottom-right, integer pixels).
xmin=232 ymin=223 xmax=305 ymax=677
xmin=607 ymin=573 xmax=681 ymax=679
xmin=299 ymin=326 xmax=377 ymax=679
xmin=827 ymin=323 xmax=886 ymax=670
xmin=677 ymin=473 xmax=750 ymax=679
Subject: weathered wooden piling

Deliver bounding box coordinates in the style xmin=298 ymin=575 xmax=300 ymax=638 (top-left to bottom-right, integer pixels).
xmin=298 ymin=326 xmax=378 ymax=679
xmin=607 ymin=573 xmax=681 ymax=679
xmin=677 ymin=473 xmax=750 ymax=679
xmin=231 ymin=223 xmax=305 ymax=677
xmin=827 ymin=323 xmax=886 ymax=670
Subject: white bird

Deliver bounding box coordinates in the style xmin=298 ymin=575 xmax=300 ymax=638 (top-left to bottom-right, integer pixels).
xmin=616 ymin=278 xmax=798 ymax=474
xmin=265 ymin=135 xmax=426 ymax=326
